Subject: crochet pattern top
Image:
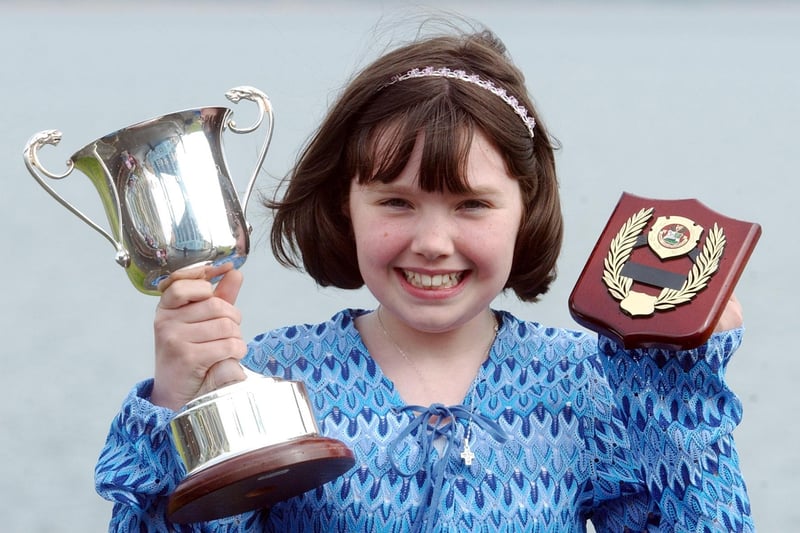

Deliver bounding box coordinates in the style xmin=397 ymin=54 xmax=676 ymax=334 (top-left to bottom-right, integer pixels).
xmin=96 ymin=309 xmax=753 ymax=532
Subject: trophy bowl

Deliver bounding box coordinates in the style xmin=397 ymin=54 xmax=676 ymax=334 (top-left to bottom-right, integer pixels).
xmin=23 ymin=86 xmax=355 ymax=523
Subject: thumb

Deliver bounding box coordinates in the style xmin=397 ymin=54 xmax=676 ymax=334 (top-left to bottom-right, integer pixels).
xmin=198 ymin=359 xmax=246 ymax=396
xmin=214 ymin=267 xmax=244 ymax=305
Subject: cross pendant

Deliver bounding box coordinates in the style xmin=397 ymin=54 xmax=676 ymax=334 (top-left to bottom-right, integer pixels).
xmin=460 ymin=438 xmax=475 ymax=466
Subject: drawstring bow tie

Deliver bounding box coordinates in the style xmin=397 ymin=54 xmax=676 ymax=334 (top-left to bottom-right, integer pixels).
xmin=388 ymin=403 xmax=508 ymax=533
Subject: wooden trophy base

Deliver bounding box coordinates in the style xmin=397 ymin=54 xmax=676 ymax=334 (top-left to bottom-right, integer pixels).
xmin=167 ymin=436 xmax=355 ymax=523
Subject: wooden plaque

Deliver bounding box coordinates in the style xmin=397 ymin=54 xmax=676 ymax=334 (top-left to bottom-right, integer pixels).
xmin=568 ymin=192 xmax=761 ymax=350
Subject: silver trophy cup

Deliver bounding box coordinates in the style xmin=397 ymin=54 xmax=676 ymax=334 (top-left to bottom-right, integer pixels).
xmin=23 ymin=87 xmax=354 ymax=523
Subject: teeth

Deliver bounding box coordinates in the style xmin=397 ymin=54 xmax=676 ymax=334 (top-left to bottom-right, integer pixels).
xmin=404 ymin=271 xmax=462 ymax=289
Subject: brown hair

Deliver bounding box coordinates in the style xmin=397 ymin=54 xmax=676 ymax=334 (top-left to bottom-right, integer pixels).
xmin=268 ymin=28 xmax=562 ymax=302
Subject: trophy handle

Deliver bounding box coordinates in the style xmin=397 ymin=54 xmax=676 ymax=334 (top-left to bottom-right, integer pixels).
xmin=224 ymin=86 xmax=275 ymax=226
xmin=23 ymin=130 xmax=130 ymax=267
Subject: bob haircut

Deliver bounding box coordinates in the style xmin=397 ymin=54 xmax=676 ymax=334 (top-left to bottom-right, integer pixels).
xmin=269 ymin=28 xmax=562 ymax=302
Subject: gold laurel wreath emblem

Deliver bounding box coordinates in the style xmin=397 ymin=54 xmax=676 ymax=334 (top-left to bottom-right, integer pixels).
xmin=602 ymin=207 xmax=726 ymax=316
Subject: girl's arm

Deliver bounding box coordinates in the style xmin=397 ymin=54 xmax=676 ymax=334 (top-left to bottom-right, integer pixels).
xmin=95 ymin=380 xmax=267 ymax=531
xmin=592 ymin=297 xmax=754 ymax=532
xmin=95 ymin=380 xmax=186 ymax=531
xmin=94 ymin=266 xmax=256 ymax=531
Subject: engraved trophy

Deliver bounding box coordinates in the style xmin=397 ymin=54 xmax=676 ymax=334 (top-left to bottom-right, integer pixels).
xmin=23 ymin=87 xmax=354 ymax=523
xmin=569 ymin=192 xmax=761 ymax=350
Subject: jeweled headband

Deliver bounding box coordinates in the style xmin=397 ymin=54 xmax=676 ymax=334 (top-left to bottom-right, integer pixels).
xmin=383 ymin=66 xmax=536 ymax=138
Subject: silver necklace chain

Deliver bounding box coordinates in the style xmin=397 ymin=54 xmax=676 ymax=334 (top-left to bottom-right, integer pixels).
xmin=375 ymin=306 xmax=499 ymax=465
xmin=376 ymin=306 xmax=431 ymax=392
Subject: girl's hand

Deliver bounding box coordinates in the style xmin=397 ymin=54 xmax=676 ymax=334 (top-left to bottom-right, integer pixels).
xmin=150 ymin=263 xmax=247 ymax=410
xmin=714 ymin=293 xmax=744 ymax=333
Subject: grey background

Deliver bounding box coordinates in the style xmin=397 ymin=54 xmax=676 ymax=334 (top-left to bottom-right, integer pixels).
xmin=1 ymin=1 xmax=796 ymax=531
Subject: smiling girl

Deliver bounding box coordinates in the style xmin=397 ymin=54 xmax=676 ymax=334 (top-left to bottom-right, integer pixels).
xmin=96 ymin=24 xmax=754 ymax=533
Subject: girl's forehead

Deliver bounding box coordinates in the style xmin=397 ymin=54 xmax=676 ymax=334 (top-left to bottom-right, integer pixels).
xmin=354 ymin=113 xmax=517 ymax=197
xmin=374 ymin=131 xmax=512 ymax=190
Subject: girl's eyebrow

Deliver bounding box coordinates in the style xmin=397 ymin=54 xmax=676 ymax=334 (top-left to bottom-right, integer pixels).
xmin=365 ymin=181 xmax=413 ymax=193
xmin=463 ymin=185 xmax=500 ymax=196
xmin=367 ymin=181 xmax=501 ymax=197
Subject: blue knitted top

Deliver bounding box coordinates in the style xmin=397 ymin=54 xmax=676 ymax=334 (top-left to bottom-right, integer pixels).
xmin=96 ymin=309 xmax=753 ymax=532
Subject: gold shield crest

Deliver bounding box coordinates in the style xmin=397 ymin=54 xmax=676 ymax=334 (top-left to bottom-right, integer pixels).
xmin=647 ymin=215 xmax=704 ymax=259
xmin=602 ymin=208 xmax=727 ymax=317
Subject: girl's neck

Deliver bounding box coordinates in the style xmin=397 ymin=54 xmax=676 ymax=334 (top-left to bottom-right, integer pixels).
xmin=378 ymin=306 xmax=496 ymax=362
xmin=359 ymin=307 xmax=498 ymax=406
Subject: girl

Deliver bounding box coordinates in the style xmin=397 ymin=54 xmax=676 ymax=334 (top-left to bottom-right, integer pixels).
xmin=96 ymin=27 xmax=753 ymax=532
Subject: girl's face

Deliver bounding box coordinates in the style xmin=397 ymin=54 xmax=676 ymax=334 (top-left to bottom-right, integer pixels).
xmin=348 ymin=129 xmax=524 ymax=334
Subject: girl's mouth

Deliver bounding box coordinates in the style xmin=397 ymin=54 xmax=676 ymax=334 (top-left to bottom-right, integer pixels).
xmin=402 ymin=270 xmax=463 ymax=289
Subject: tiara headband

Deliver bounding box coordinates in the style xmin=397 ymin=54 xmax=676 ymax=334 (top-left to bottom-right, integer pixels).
xmin=384 ymin=66 xmax=536 ymax=138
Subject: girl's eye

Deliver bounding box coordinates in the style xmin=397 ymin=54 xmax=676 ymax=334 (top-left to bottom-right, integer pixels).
xmin=380 ymin=198 xmax=411 ymax=208
xmin=460 ymin=199 xmax=490 ymax=210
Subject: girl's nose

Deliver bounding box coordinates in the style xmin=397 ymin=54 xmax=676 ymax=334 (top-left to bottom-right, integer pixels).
xmin=409 ymin=211 xmax=455 ymax=260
